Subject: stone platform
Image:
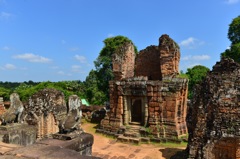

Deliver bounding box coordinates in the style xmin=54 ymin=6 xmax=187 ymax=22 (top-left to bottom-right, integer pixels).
xmin=0 ymin=132 xmax=99 ymax=159
xmin=0 ymin=141 xmax=99 ymax=159
xmin=0 ymin=123 xmax=37 ymax=146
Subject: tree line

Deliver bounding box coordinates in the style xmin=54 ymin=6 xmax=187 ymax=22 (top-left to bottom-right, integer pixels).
xmin=1 ymin=15 xmax=239 ymax=104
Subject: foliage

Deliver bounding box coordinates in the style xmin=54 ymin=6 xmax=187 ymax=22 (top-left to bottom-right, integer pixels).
xmin=221 ymin=43 xmax=240 ymax=63
xmin=186 ymin=65 xmax=210 ymax=99
xmin=228 ymin=15 xmax=240 ymax=45
xmin=221 ymin=15 xmax=240 ymax=63
xmin=177 ymin=70 xmax=189 ymax=79
xmin=0 ymin=80 xmax=85 ymax=102
xmin=83 ymin=70 xmax=106 ymax=105
xmin=0 ymin=87 xmax=11 ymax=100
xmin=93 ymin=35 xmax=137 ymax=103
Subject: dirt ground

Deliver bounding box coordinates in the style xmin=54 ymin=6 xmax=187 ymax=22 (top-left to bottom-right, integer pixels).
xmin=81 ymin=123 xmax=186 ymax=159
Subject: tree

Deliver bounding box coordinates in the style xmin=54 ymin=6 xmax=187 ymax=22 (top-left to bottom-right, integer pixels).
xmin=94 ymin=36 xmax=137 ymax=103
xmin=221 ymin=43 xmax=240 ymax=63
xmin=83 ymin=70 xmax=106 ymax=105
xmin=221 ymin=15 xmax=240 ymax=63
xmin=186 ymin=65 xmax=210 ymax=99
xmin=228 ymin=15 xmax=240 ymax=45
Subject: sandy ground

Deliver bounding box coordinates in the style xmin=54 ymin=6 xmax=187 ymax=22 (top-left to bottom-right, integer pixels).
xmin=82 ymin=123 xmax=186 ymax=159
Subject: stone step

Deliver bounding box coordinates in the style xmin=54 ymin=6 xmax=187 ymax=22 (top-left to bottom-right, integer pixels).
xmin=129 ymin=122 xmax=141 ymax=126
xmin=117 ymin=135 xmax=140 ymax=144
xmin=123 ymin=131 xmax=140 ymax=138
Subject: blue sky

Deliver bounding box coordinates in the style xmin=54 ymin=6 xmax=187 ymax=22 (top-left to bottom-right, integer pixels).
xmin=0 ymin=0 xmax=240 ymax=82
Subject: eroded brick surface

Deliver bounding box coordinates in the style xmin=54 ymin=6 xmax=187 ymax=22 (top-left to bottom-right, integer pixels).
xmin=100 ymin=34 xmax=188 ymax=140
xmin=187 ymin=58 xmax=240 ymax=159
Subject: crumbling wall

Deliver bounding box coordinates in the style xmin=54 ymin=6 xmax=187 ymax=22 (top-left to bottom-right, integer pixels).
xmin=187 ymin=58 xmax=240 ymax=159
xmin=159 ymin=34 xmax=180 ymax=77
xmin=101 ymin=77 xmax=188 ymax=139
xmin=25 ymin=88 xmax=67 ymax=139
xmin=112 ymin=42 xmax=135 ymax=80
xmin=100 ymin=34 xmax=188 ymax=141
xmin=135 ymin=46 xmax=161 ymax=80
xmin=0 ymin=97 xmax=5 ymax=116
xmin=135 ymin=34 xmax=180 ymax=80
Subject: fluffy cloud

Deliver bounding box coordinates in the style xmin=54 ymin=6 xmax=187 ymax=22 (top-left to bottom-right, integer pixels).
xmin=1 ymin=64 xmax=16 ymax=70
xmin=226 ymin=0 xmax=239 ymax=4
xmin=108 ymin=33 xmax=114 ymax=38
xmin=61 ymin=40 xmax=66 ymax=44
xmin=74 ymin=55 xmax=87 ymax=63
xmin=0 ymin=0 xmax=6 ymax=4
xmin=2 ymin=46 xmax=10 ymax=50
xmin=57 ymin=71 xmax=65 ymax=75
xmin=182 ymin=55 xmax=210 ymax=61
xmin=71 ymin=65 xmax=82 ymax=72
xmin=13 ymin=53 xmax=52 ymax=63
xmin=179 ymin=37 xmax=205 ymax=49
xmin=57 ymin=70 xmax=72 ymax=76
xmin=69 ymin=47 xmax=80 ymax=51
xmin=0 ymin=12 xmax=12 ymax=19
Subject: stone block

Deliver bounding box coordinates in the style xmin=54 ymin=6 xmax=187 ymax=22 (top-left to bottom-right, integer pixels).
xmin=0 ymin=123 xmax=37 ymax=146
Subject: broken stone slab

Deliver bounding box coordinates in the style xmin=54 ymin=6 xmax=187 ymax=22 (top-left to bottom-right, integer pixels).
xmin=51 ymin=132 xmax=94 ymax=156
xmin=0 ymin=123 xmax=37 ymax=146
xmin=5 ymin=143 xmax=100 ymax=159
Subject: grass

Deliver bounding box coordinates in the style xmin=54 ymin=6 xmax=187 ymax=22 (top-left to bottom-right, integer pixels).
xmin=152 ymin=141 xmax=187 ymax=148
xmin=82 ymin=120 xmax=188 ymax=149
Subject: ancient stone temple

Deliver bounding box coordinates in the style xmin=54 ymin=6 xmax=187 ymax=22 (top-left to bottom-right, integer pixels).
xmin=0 ymin=97 xmax=5 ymax=116
xmin=99 ymin=34 xmax=188 ymax=142
xmin=0 ymin=89 xmax=95 ymax=158
xmin=187 ymin=58 xmax=240 ymax=159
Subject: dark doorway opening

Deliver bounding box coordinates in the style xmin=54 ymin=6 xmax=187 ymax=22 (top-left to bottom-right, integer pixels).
xmin=131 ymin=99 xmax=142 ymax=123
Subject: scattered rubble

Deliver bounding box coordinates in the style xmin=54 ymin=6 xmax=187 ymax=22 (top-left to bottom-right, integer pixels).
xmin=0 ymin=89 xmax=95 ymax=158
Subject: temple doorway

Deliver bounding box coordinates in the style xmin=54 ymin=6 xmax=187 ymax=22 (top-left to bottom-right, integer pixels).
xmin=131 ymin=99 xmax=142 ymax=123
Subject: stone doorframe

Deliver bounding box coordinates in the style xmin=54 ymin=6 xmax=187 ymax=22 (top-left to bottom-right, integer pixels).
xmin=123 ymin=96 xmax=148 ymax=126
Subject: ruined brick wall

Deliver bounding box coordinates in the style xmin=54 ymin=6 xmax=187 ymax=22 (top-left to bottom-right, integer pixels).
xmin=101 ymin=77 xmax=188 ymax=139
xmin=112 ymin=42 xmax=135 ymax=80
xmin=135 ymin=34 xmax=180 ymax=80
xmin=213 ymin=137 xmax=240 ymax=159
xmin=25 ymin=88 xmax=67 ymax=139
xmin=0 ymin=97 xmax=5 ymax=115
xmin=159 ymin=34 xmax=180 ymax=77
xmin=37 ymin=113 xmax=59 ymax=138
xmin=135 ymin=46 xmax=161 ymax=80
xmin=101 ymin=34 xmax=187 ymax=140
xmin=147 ymin=77 xmax=188 ymax=138
xmin=187 ymin=58 xmax=240 ymax=159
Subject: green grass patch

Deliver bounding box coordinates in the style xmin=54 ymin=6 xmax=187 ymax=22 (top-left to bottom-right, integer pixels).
xmin=151 ymin=141 xmax=187 ymax=148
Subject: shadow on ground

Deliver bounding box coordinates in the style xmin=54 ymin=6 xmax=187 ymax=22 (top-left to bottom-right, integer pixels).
xmin=159 ymin=148 xmax=188 ymax=159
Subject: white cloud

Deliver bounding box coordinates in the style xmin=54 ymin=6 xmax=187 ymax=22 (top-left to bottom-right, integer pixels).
xmin=74 ymin=55 xmax=87 ymax=63
xmin=179 ymin=37 xmax=205 ymax=49
xmin=187 ymin=63 xmax=201 ymax=69
xmin=71 ymin=65 xmax=82 ymax=72
xmin=225 ymin=0 xmax=239 ymax=4
xmin=0 ymin=12 xmax=12 ymax=19
xmin=57 ymin=71 xmax=65 ymax=75
xmin=50 ymin=66 xmax=59 ymax=69
xmin=57 ymin=70 xmax=72 ymax=76
xmin=0 ymin=0 xmax=6 ymax=4
xmin=13 ymin=53 xmax=52 ymax=63
xmin=1 ymin=64 xmax=16 ymax=70
xmin=5 ymin=64 xmax=16 ymax=70
xmin=182 ymin=55 xmax=210 ymax=61
xmin=2 ymin=46 xmax=10 ymax=50
xmin=108 ymin=33 xmax=114 ymax=38
xmin=61 ymin=40 xmax=66 ymax=44
xmin=179 ymin=37 xmax=196 ymax=47
xmin=69 ymin=47 xmax=80 ymax=51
